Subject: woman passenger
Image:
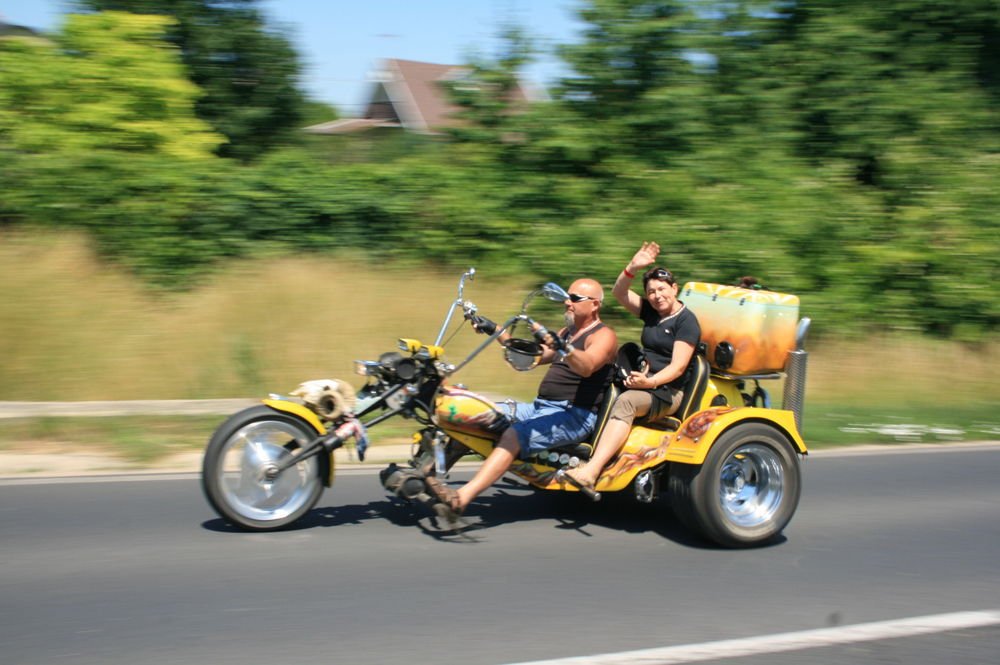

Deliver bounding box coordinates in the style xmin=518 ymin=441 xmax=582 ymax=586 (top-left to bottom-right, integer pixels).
xmin=565 ymin=241 xmax=701 ymax=489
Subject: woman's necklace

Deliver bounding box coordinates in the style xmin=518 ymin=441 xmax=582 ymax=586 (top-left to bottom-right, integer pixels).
xmin=657 ymin=303 xmax=684 ymax=324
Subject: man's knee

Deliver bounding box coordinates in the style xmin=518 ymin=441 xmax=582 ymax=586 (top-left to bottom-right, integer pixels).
xmin=496 ymin=428 xmax=523 ymax=455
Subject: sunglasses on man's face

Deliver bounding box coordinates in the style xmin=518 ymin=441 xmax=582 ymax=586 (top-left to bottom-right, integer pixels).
xmin=568 ymin=293 xmax=596 ymax=303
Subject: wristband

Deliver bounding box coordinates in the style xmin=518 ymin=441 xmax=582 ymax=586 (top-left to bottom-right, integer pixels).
xmin=623 ymin=267 xmax=635 ymax=279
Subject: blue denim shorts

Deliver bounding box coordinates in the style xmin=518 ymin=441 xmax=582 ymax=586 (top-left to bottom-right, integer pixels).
xmin=506 ymin=398 xmax=597 ymax=458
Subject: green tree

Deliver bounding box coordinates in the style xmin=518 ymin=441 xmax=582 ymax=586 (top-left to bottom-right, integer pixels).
xmin=554 ymin=0 xmax=707 ymax=168
xmin=76 ymin=0 xmax=307 ymax=160
xmin=301 ymin=100 xmax=339 ymax=127
xmin=444 ymin=26 xmax=535 ymax=144
xmin=0 ymin=11 xmax=222 ymax=159
xmin=696 ymin=0 xmax=1000 ymax=336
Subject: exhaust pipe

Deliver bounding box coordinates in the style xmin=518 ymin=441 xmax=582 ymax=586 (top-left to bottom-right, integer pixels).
xmin=782 ymin=317 xmax=811 ymax=435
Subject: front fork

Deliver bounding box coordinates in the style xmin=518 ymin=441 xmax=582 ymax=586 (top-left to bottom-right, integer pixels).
xmin=265 ymin=399 xmax=412 ymax=483
xmin=265 ymin=427 xmax=351 ymax=483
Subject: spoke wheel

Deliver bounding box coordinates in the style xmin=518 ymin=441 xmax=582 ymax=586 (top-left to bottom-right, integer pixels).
xmin=202 ymin=406 xmax=325 ymax=531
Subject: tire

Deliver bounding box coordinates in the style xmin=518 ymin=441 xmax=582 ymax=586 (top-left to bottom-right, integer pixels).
xmin=202 ymin=405 xmax=326 ymax=531
xmin=668 ymin=422 xmax=801 ymax=548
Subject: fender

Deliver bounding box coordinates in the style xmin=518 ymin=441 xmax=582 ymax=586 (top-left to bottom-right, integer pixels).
xmin=261 ymin=398 xmax=335 ymax=486
xmin=663 ymin=406 xmax=807 ymax=465
xmin=517 ymin=407 xmax=807 ymax=494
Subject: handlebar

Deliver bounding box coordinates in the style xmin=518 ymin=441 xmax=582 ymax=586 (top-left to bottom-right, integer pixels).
xmin=442 ymin=271 xmax=573 ymax=375
xmin=463 ymin=302 xmax=499 ymax=336
xmin=531 ymin=323 xmax=566 ymax=352
xmin=465 ymin=308 xmax=568 ymax=358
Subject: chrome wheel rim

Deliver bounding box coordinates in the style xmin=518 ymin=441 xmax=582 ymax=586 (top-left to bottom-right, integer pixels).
xmin=717 ymin=443 xmax=784 ymax=528
xmin=216 ymin=420 xmax=319 ymax=522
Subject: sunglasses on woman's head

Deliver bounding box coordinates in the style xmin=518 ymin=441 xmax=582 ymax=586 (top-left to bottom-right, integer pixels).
xmin=568 ymin=293 xmax=596 ymax=302
xmin=647 ymin=268 xmax=675 ymax=284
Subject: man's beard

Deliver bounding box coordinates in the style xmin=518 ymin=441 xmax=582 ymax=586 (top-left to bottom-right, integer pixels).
xmin=564 ymin=311 xmax=575 ymax=330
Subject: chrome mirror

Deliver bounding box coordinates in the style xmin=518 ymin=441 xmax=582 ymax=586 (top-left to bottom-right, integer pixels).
xmin=540 ymin=282 xmax=569 ymax=302
xmin=521 ymin=281 xmax=568 ymax=313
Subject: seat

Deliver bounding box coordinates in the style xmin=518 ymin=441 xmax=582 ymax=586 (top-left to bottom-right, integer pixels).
xmin=539 ymin=354 xmax=709 ymax=461
xmin=675 ymin=353 xmax=711 ymax=421
xmin=585 ymin=382 xmax=620 ymax=449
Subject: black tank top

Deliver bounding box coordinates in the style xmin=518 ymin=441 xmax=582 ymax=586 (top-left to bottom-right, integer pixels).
xmin=536 ymin=323 xmax=614 ymax=412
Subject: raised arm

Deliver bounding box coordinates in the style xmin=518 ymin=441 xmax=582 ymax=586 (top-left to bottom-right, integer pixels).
xmin=613 ymin=241 xmax=660 ymax=317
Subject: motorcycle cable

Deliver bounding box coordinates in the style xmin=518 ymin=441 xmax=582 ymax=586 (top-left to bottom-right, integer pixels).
xmin=437 ymin=320 xmax=466 ymax=349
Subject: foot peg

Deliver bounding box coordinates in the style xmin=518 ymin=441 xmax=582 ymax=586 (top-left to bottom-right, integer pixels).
xmin=555 ymin=468 xmax=601 ymax=502
xmin=379 ymin=463 xmax=428 ymax=500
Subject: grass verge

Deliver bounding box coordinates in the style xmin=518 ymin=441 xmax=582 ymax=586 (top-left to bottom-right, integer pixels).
xmin=1 ymin=401 xmax=997 ymax=464
xmin=804 ymin=402 xmax=1000 ymax=448
xmin=0 ymin=415 xmax=422 ymax=463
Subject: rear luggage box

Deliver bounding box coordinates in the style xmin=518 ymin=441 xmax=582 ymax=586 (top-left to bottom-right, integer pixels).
xmin=681 ymin=282 xmax=800 ymax=375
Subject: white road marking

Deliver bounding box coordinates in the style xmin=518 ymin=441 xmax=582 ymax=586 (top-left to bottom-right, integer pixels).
xmin=507 ymin=610 xmax=1000 ymax=665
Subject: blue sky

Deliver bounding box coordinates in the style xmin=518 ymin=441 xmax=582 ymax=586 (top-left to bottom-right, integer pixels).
xmin=1 ymin=0 xmax=585 ymax=113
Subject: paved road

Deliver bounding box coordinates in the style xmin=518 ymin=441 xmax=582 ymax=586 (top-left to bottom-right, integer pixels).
xmin=1 ymin=445 xmax=998 ymax=665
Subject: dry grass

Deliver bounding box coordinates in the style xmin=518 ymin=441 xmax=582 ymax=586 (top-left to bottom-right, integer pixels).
xmin=1 ymin=230 xmax=996 ymax=410
xmin=0 ymin=230 xmax=543 ymax=401
xmin=807 ymin=335 xmax=998 ymax=407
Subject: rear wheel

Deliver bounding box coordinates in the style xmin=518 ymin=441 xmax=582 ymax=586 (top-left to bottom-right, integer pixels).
xmin=668 ymin=422 xmax=801 ymax=547
xmin=202 ymin=406 xmax=326 ymax=531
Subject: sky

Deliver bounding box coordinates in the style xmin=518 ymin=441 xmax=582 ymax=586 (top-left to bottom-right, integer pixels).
xmin=0 ymin=0 xmax=586 ymax=113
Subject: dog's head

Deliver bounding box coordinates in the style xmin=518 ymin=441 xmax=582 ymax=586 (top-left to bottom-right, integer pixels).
xmin=290 ymin=379 xmax=357 ymax=420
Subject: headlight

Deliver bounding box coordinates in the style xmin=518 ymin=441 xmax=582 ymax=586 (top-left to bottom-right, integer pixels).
xmin=395 ymin=357 xmax=419 ymax=381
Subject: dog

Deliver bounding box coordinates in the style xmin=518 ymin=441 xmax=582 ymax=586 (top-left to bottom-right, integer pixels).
xmin=290 ymin=379 xmax=357 ymax=421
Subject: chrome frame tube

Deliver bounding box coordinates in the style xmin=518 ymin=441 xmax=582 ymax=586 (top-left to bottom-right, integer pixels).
xmin=434 ymin=268 xmax=475 ymax=346
xmin=448 ymin=315 xmax=526 ymax=376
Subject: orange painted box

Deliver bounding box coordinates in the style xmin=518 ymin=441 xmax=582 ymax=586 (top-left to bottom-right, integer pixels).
xmin=680 ymin=282 xmax=800 ymax=375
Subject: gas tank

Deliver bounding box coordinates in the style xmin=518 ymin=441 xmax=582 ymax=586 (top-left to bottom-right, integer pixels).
xmin=435 ymin=386 xmax=508 ymax=438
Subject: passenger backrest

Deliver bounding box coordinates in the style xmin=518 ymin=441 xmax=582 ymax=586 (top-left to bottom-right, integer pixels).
xmin=674 ymin=353 xmax=710 ymax=421
xmin=588 ymin=382 xmax=620 ymax=447
xmin=644 ymin=353 xmax=711 ymax=432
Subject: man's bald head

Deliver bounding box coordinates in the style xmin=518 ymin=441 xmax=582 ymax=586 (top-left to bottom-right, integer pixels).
xmin=568 ymin=278 xmax=604 ymax=304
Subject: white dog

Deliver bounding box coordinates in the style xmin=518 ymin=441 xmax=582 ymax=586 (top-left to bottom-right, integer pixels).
xmin=290 ymin=379 xmax=357 ymax=421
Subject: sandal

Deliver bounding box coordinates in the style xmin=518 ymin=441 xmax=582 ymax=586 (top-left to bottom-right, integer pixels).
xmin=425 ymin=476 xmax=464 ymax=519
xmin=561 ymin=467 xmax=596 ymax=491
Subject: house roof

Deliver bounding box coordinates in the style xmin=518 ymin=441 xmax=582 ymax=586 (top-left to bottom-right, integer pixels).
xmin=304 ymin=58 xmax=540 ymax=136
xmin=385 ymin=59 xmax=465 ymax=132
xmin=0 ymin=20 xmax=42 ymax=38
xmin=302 ymin=118 xmax=397 ymax=134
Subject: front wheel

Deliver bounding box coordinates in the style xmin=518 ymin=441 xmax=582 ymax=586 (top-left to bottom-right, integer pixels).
xmin=202 ymin=406 xmax=326 ymax=531
xmin=668 ymin=422 xmax=801 ymax=548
